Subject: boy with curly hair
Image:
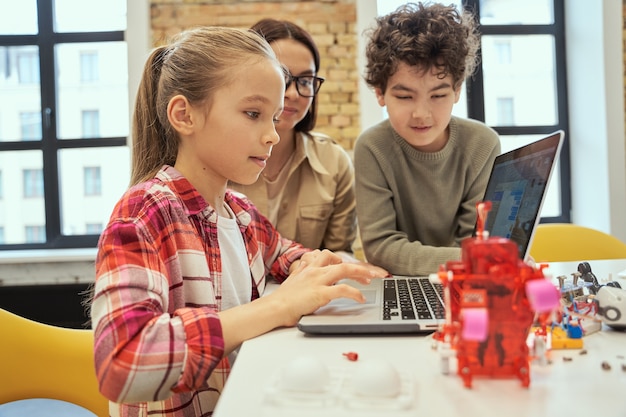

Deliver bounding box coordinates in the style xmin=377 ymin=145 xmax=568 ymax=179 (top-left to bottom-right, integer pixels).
xmin=355 ymin=2 xmax=501 ymax=276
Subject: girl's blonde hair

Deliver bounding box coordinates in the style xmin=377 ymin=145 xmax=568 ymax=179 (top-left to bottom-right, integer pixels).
xmin=131 ymin=26 xmax=279 ymax=185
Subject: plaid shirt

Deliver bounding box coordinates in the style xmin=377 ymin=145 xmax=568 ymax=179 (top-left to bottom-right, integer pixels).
xmin=92 ymin=166 xmax=308 ymax=417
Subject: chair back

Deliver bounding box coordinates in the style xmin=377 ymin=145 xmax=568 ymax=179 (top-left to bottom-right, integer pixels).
xmin=529 ymin=223 xmax=626 ymax=262
xmin=0 ymin=308 xmax=108 ymax=417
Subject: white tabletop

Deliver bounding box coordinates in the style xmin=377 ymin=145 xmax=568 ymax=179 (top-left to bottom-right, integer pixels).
xmin=214 ymin=260 xmax=626 ymax=417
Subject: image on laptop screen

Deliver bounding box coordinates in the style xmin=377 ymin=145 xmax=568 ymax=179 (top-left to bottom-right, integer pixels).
xmin=481 ymin=131 xmax=564 ymax=259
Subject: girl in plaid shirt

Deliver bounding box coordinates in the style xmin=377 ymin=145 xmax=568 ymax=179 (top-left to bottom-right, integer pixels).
xmin=91 ymin=26 xmax=384 ymax=417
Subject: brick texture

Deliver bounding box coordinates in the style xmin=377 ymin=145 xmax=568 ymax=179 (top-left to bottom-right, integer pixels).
xmin=149 ymin=0 xmax=360 ymax=150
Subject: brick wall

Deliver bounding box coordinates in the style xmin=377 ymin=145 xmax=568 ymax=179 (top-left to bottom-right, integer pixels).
xmin=149 ymin=0 xmax=360 ymax=150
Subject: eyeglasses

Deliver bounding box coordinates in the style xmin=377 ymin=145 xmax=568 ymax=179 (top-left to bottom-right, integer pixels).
xmin=285 ymin=75 xmax=325 ymax=97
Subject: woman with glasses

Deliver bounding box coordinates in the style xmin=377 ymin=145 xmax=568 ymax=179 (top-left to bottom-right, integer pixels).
xmin=230 ymin=19 xmax=361 ymax=260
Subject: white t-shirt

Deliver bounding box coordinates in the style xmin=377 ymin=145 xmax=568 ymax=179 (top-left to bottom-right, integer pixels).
xmin=217 ymin=204 xmax=251 ymax=364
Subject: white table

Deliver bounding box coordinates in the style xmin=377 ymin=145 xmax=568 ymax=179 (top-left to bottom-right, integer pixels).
xmin=214 ymin=260 xmax=626 ymax=417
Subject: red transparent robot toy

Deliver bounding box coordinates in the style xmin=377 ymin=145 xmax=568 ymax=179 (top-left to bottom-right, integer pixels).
xmin=432 ymin=202 xmax=559 ymax=388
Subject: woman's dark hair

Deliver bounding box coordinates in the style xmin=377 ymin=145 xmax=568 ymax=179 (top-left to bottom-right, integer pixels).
xmin=364 ymin=2 xmax=480 ymax=93
xmin=251 ymin=18 xmax=321 ymax=133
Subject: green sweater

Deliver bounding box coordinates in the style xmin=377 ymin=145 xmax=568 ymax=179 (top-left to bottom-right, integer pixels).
xmin=354 ymin=116 xmax=501 ymax=276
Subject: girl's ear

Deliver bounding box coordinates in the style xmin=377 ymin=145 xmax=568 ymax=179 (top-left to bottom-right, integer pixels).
xmin=167 ymin=95 xmax=194 ymax=135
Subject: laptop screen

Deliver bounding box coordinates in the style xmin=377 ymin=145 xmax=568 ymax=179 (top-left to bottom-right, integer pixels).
xmin=481 ymin=131 xmax=564 ymax=259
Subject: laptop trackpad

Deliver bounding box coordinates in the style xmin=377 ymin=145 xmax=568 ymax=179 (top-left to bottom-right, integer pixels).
xmin=325 ymin=290 xmax=377 ymax=306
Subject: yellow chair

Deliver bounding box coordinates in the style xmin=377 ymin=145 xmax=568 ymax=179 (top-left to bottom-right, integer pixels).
xmin=0 ymin=308 xmax=108 ymax=417
xmin=529 ymin=223 xmax=626 ymax=262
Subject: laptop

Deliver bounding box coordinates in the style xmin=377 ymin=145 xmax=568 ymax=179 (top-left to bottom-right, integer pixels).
xmin=297 ymin=130 xmax=565 ymax=335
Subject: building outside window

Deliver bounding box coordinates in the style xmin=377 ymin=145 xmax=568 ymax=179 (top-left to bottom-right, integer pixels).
xmin=494 ymin=40 xmax=512 ymax=65
xmin=496 ymin=97 xmax=515 ymax=126
xmin=81 ymin=110 xmax=100 ymax=138
xmin=84 ymin=166 xmax=102 ymax=196
xmin=80 ymin=50 xmax=99 ymax=83
xmin=25 ymin=225 xmax=45 ymax=243
xmin=20 ymin=111 xmax=42 ymax=141
xmin=17 ymin=49 xmax=39 ymax=84
xmin=0 ymin=0 xmax=129 ymax=248
xmin=23 ymin=168 xmax=44 ymax=198
xmin=85 ymin=222 xmax=103 ymax=234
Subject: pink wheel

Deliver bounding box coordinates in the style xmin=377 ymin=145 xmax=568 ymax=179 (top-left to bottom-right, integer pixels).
xmin=526 ymin=279 xmax=560 ymax=312
xmin=461 ymin=308 xmax=488 ymax=341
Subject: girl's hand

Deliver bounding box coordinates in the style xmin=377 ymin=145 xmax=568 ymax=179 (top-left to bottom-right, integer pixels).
xmin=334 ymin=251 xmax=391 ymax=278
xmin=272 ymin=250 xmax=380 ymax=327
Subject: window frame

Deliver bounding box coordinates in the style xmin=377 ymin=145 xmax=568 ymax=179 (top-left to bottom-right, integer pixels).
xmin=0 ymin=0 xmax=126 ymax=250
xmin=463 ymin=0 xmax=570 ymax=223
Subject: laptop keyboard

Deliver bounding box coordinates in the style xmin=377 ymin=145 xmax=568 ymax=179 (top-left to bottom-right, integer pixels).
xmin=382 ymin=277 xmax=445 ymax=321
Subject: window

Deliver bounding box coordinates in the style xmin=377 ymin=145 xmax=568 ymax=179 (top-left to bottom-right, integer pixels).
xmin=0 ymin=227 xmax=4 ymax=243
xmin=494 ymin=40 xmax=512 ymax=65
xmin=82 ymin=110 xmax=100 ymax=138
xmin=496 ymin=97 xmax=515 ymax=125
xmin=85 ymin=223 xmax=103 ymax=234
xmin=23 ymin=168 xmax=43 ymax=198
xmin=466 ymin=0 xmax=569 ymax=222
xmin=17 ymin=49 xmax=39 ymax=84
xmin=20 ymin=111 xmax=42 ymax=141
xmin=0 ymin=0 xmax=129 ymax=249
xmin=80 ymin=51 xmax=99 ymax=82
xmin=376 ymin=0 xmax=570 ymax=223
xmin=25 ymin=225 xmax=46 ymax=243
xmin=84 ymin=166 xmax=102 ymax=196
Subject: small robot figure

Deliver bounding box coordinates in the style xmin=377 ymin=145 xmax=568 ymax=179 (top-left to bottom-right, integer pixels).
xmin=594 ymin=284 xmax=626 ymax=330
xmin=556 ymin=262 xmax=622 ymax=335
xmin=432 ymin=202 xmax=560 ymax=388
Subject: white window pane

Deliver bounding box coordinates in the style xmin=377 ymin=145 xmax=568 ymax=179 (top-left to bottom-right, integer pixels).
xmin=377 ymin=0 xmax=463 ymax=15
xmin=0 ymin=0 xmax=38 ymax=35
xmin=0 ymin=46 xmax=42 ymax=142
xmin=59 ymin=147 xmax=130 ymax=236
xmin=480 ymin=0 xmax=553 ymax=25
xmin=0 ymin=150 xmax=46 ymax=244
xmin=55 ymin=42 xmax=129 ymax=140
xmin=482 ymin=35 xmax=558 ymax=127
xmin=53 ymin=0 xmax=126 ymax=32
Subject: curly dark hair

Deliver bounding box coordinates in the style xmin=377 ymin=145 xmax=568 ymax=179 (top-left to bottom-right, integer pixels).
xmin=251 ymin=18 xmax=321 ymax=133
xmin=364 ymin=2 xmax=480 ymax=93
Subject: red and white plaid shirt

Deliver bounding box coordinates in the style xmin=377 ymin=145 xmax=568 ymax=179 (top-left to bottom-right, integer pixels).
xmin=92 ymin=165 xmax=308 ymax=416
